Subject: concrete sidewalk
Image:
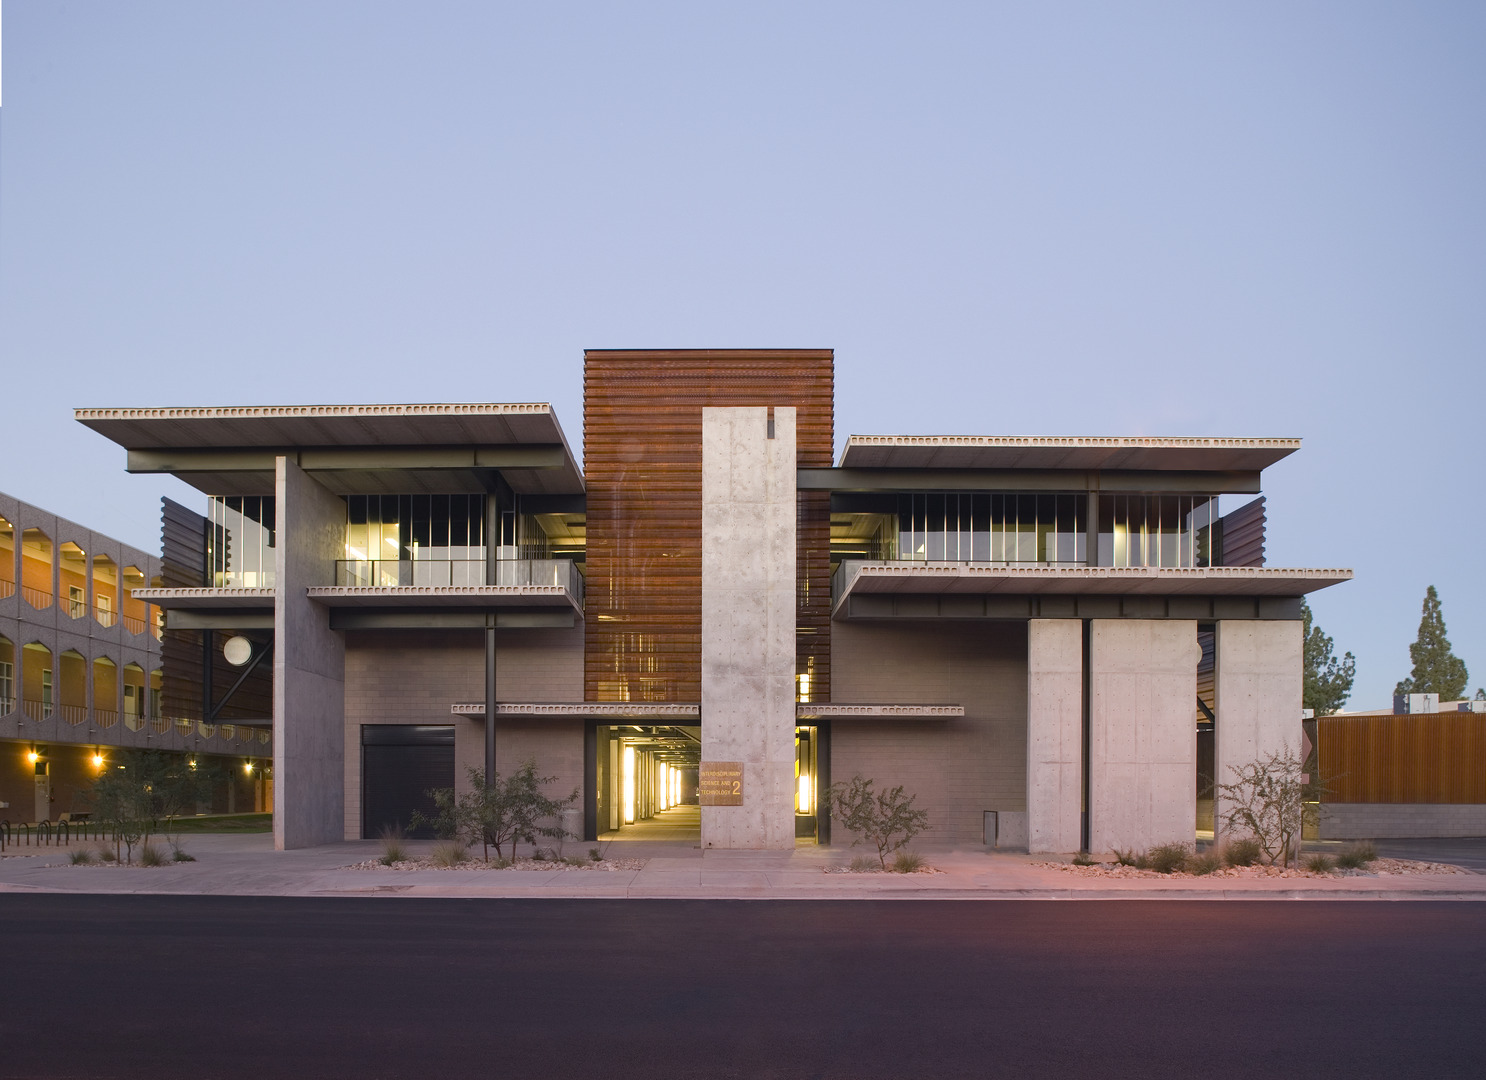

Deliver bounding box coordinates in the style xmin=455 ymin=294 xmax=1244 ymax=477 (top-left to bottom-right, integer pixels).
xmin=3 ymin=834 xmax=1485 ymax=900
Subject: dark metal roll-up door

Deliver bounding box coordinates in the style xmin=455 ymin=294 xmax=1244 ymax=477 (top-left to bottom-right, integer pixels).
xmin=361 ymin=725 xmax=456 ymax=839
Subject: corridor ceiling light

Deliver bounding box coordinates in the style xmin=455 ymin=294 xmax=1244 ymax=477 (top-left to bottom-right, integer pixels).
xmin=244 ymin=761 xmax=254 ymax=774
xmin=798 ymin=773 xmax=811 ymax=815
xmin=92 ymin=753 xmax=104 ymax=768
xmin=26 ymin=750 xmax=39 ymax=764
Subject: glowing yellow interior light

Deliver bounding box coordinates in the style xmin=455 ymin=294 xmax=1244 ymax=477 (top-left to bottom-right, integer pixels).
xmin=92 ymin=753 xmax=104 ymax=768
xmin=672 ymin=768 xmax=680 ymax=806
xmin=797 ymin=773 xmax=811 ymax=814
xmin=26 ymin=751 xmax=39 ymax=764
xmin=244 ymin=761 xmax=254 ymax=774
xmin=622 ymin=745 xmax=635 ymax=824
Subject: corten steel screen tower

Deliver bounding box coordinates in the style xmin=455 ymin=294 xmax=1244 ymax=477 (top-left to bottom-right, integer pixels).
xmin=582 ymin=350 xmax=834 ymax=706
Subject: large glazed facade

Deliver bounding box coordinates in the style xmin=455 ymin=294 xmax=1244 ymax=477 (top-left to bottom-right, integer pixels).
xmin=79 ymin=351 xmax=1351 ymax=851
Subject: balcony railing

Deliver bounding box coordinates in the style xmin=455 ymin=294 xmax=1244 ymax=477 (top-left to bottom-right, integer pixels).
xmin=0 ymin=578 xmax=14 ymax=599
xmin=334 ymin=558 xmax=583 ymax=600
xmin=22 ymin=699 xmax=51 ymax=721
xmin=0 ymin=695 xmax=13 ymax=715
xmin=122 ymin=613 xmax=147 ymax=635
xmin=21 ymin=585 xmax=52 ymax=610
xmin=95 ymin=606 xmax=117 ymax=629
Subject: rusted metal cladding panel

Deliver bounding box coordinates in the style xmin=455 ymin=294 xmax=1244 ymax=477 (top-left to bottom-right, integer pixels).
xmin=583 ymin=350 xmax=834 ymax=703
xmin=1319 ymin=714 xmax=1486 ymax=803
xmin=1218 ymin=496 xmax=1266 ymax=567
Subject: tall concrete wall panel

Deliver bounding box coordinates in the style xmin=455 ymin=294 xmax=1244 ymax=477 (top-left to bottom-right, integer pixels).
xmin=1088 ymin=619 xmax=1198 ymax=853
xmin=700 ymin=406 xmax=796 ymax=850
xmin=1214 ymin=619 xmax=1302 ymax=842
xmin=830 ymin=621 xmax=1027 ymax=846
xmin=1027 ymin=619 xmax=1083 ymax=853
xmin=273 ymin=458 xmax=346 ymax=850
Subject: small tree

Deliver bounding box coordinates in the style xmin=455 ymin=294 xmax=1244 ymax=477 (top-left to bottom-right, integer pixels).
xmin=89 ymin=761 xmax=153 ymax=864
xmin=825 ymin=774 xmax=929 ymax=869
xmin=1215 ymin=748 xmax=1323 ymax=868
xmin=1394 ymin=585 xmax=1469 ymax=701
xmin=413 ymin=760 xmax=578 ymax=862
xmin=1302 ymin=598 xmax=1355 ymax=716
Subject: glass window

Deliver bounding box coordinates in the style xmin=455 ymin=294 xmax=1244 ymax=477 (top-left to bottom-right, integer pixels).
xmin=209 ymin=497 xmax=277 ymax=588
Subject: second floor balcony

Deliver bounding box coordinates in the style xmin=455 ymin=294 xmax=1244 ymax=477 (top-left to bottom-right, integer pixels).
xmin=325 ymin=557 xmax=584 ymax=612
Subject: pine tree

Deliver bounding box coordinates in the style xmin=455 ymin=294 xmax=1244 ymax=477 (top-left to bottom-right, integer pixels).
xmin=1393 ymin=585 xmax=1469 ymax=701
xmin=1302 ymin=599 xmax=1355 ymax=716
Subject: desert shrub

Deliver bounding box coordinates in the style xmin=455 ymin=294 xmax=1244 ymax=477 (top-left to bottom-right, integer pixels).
xmin=411 ymin=761 xmax=579 ymax=863
xmin=1216 ymin=749 xmax=1325 ymax=867
xmin=1306 ymin=853 xmax=1336 ymax=873
xmin=96 ymin=845 xmax=118 ymax=863
xmin=849 ymin=855 xmax=879 ymax=872
xmin=1184 ymin=849 xmax=1223 ymax=876
xmin=589 ymin=847 xmax=603 ymax=862
xmin=377 ymin=825 xmax=408 ymax=866
xmin=1223 ymin=837 xmax=1263 ymax=867
xmin=1335 ymin=841 xmax=1378 ymax=869
xmin=892 ymin=851 xmax=926 ymax=873
xmin=1147 ymin=842 xmax=1190 ymax=875
xmin=1072 ymin=852 xmax=1097 ymax=866
xmin=430 ymin=840 xmax=468 ymax=868
xmin=138 ymin=843 xmax=166 ymax=867
xmin=563 ymin=855 xmax=588 ymax=867
xmin=826 ymin=775 xmax=930 ymax=869
xmin=68 ymin=848 xmax=96 ymax=865
xmin=1113 ymin=848 xmax=1141 ymax=867
xmin=171 ymin=846 xmax=196 ymax=863
xmin=490 ymin=857 xmax=513 ymax=869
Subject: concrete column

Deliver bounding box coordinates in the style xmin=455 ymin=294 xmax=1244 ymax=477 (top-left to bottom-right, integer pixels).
xmin=1088 ymin=619 xmax=1199 ymax=854
xmin=1213 ymin=619 xmax=1303 ymax=842
xmin=700 ymin=406 xmax=797 ymax=850
xmin=273 ymin=457 xmax=346 ymax=850
xmin=1027 ymin=619 xmax=1083 ymax=854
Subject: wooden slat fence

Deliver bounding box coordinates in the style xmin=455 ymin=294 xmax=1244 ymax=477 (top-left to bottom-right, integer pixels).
xmin=1318 ymin=713 xmax=1486 ymax=803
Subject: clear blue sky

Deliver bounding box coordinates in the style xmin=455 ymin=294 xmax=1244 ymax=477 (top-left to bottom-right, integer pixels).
xmin=2 ymin=2 xmax=1482 ymax=709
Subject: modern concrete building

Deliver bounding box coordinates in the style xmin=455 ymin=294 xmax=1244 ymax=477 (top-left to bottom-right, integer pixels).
xmin=77 ymin=350 xmax=1352 ymax=852
xmin=0 ymin=491 xmax=267 ymax=826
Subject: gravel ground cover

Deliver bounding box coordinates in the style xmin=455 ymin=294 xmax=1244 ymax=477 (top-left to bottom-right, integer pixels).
xmin=345 ymin=855 xmax=648 ymax=872
xmin=1038 ymin=857 xmax=1472 ymax=879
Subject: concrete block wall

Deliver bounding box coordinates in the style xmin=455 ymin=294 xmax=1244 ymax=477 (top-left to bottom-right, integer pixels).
xmin=1320 ymin=803 xmax=1486 ymax=840
xmin=829 ymin=620 xmax=1027 ymax=847
xmin=493 ymin=625 xmax=584 ymax=702
xmin=343 ymin=629 xmax=483 ymax=841
xmin=342 ymin=626 xmax=586 ymax=841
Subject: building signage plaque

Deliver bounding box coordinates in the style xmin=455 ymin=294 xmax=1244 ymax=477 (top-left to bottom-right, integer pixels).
xmin=698 ymin=761 xmax=744 ymax=806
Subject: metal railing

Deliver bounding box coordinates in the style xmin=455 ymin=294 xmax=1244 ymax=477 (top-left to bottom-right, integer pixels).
xmin=22 ymin=698 xmax=51 ymax=721
xmin=21 ymin=584 xmax=52 ymax=609
xmin=334 ymin=558 xmax=583 ymax=599
xmin=95 ymin=606 xmax=117 ymax=628
xmin=0 ymin=578 xmax=14 ymax=599
xmin=58 ymin=704 xmax=88 ymax=726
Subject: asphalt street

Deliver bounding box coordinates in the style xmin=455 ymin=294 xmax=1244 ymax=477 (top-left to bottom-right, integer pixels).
xmin=5 ymin=897 xmax=1483 ymax=1079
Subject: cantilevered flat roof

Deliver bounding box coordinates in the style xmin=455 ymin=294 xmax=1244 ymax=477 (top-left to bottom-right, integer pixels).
xmin=837 ymin=436 xmax=1300 ymax=473
xmin=833 ymin=563 xmax=1352 ymax=610
xmin=76 ymin=403 xmax=584 ymax=496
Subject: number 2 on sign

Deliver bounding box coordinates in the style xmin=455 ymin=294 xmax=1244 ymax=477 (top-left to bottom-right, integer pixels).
xmin=731 ymin=781 xmax=741 ymax=795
